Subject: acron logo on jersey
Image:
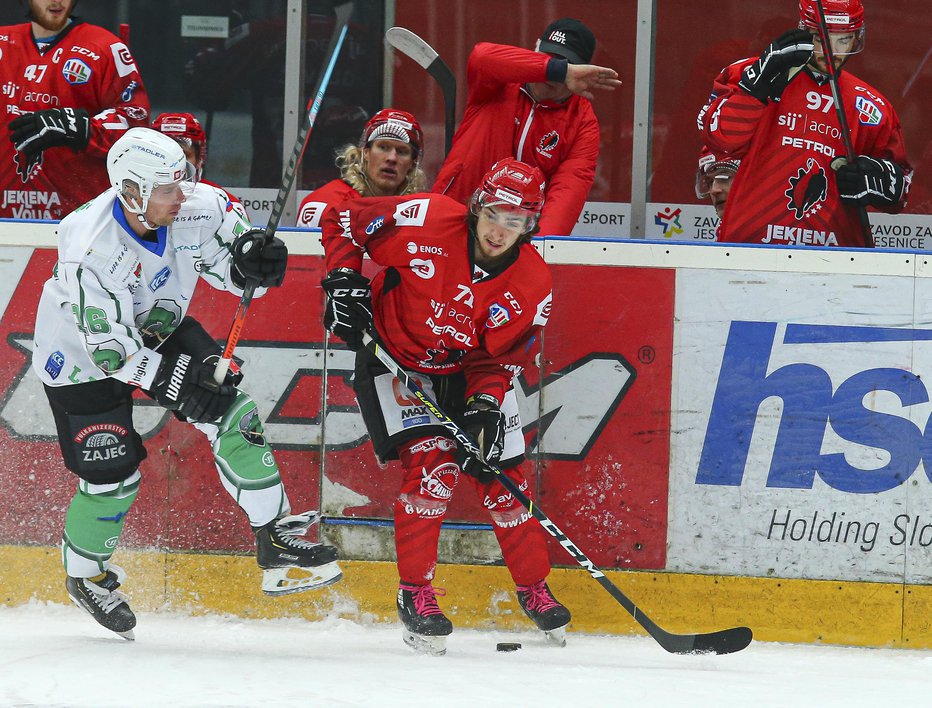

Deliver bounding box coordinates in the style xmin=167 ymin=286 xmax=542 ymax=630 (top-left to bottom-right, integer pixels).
xmin=697 ymin=320 xmax=932 ymax=495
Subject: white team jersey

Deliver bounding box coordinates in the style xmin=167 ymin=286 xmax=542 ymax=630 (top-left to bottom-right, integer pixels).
xmin=32 ymin=183 xmax=261 ymax=389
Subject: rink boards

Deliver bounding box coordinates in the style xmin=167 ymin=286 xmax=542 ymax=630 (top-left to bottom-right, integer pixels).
xmin=3 ymin=221 xmax=932 ymax=648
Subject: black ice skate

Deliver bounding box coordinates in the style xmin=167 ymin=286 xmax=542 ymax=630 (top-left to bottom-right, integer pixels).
xmin=516 ymin=579 xmax=571 ymax=646
xmin=65 ymin=565 xmax=136 ymax=641
xmin=397 ymin=583 xmax=453 ymax=656
xmin=254 ymin=510 xmax=342 ymax=595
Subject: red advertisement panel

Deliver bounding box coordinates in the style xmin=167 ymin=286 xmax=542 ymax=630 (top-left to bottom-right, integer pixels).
xmin=0 ymin=251 xmax=673 ymax=570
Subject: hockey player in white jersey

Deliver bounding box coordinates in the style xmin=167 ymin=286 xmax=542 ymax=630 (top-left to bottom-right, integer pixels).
xmin=32 ymin=127 xmax=342 ymax=640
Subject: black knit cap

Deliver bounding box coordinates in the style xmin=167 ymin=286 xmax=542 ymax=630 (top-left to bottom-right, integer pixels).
xmin=538 ymin=18 xmax=595 ymax=65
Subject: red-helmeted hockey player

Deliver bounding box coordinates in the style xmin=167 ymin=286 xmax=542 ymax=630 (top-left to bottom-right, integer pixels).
xmin=2 ymin=0 xmax=151 ymax=219
xmin=152 ymin=111 xmax=246 ymax=211
xmin=296 ymin=108 xmax=428 ymax=229
xmin=697 ymin=0 xmax=912 ymax=247
xmin=320 ymin=158 xmax=570 ymax=655
xmin=432 ymin=18 xmax=621 ymax=237
xmin=695 ymin=146 xmax=741 ymax=221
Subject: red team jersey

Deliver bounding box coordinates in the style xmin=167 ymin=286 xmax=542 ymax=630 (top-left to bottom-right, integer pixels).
xmin=0 ymin=20 xmax=150 ymax=219
xmin=699 ymin=59 xmax=911 ymax=247
xmin=321 ymin=194 xmax=553 ymax=405
xmin=296 ymin=178 xmax=359 ymax=228
xmin=432 ymin=43 xmax=600 ymax=238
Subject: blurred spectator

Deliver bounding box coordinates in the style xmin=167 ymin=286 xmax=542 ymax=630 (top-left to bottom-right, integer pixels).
xmin=432 ymin=18 xmax=621 ymax=237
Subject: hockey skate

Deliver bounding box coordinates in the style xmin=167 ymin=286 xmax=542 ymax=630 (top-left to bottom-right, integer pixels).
xmin=397 ymin=583 xmax=453 ymax=656
xmin=516 ymin=580 xmax=571 ymax=647
xmin=65 ymin=565 xmax=136 ymax=641
xmin=255 ymin=511 xmax=342 ymax=595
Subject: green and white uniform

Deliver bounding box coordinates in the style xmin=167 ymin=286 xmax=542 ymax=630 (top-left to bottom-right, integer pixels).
xmin=32 ymin=184 xmax=288 ymax=579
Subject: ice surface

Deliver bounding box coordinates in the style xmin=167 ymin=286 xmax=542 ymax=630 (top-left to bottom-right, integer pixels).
xmin=1 ymin=601 xmax=930 ymax=707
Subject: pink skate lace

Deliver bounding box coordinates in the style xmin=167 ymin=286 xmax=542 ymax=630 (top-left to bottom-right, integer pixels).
xmin=401 ymin=583 xmax=446 ymax=616
xmin=517 ymin=580 xmax=559 ymax=613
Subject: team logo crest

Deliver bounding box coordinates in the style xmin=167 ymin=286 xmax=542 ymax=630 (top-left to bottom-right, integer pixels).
xmin=538 ymin=131 xmax=559 ymax=155
xmin=785 ymin=158 xmax=828 ymax=220
xmin=855 ymin=96 xmax=882 ymax=126
xmin=62 ymin=58 xmax=91 ymax=84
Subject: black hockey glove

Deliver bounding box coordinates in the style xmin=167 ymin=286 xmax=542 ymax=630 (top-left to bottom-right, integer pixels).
xmin=150 ymin=351 xmax=238 ymax=424
xmin=8 ymin=108 xmax=91 ymax=158
xmin=230 ymin=228 xmax=288 ymax=289
xmin=738 ymin=29 xmax=813 ymax=103
xmin=455 ymin=393 xmax=506 ymax=484
xmin=834 ymin=156 xmax=907 ymax=208
xmin=322 ymin=268 xmax=373 ymax=351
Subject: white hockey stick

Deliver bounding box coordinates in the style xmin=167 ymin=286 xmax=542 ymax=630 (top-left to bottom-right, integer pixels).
xmin=385 ymin=27 xmax=456 ymax=157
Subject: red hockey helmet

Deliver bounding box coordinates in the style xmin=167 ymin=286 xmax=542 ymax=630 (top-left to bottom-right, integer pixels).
xmin=799 ymin=0 xmax=865 ymax=54
xmin=696 ymin=146 xmax=740 ymax=198
xmin=152 ymin=112 xmax=208 ymax=168
xmin=361 ymin=109 xmax=423 ymax=157
xmin=469 ymin=158 xmax=546 ymax=230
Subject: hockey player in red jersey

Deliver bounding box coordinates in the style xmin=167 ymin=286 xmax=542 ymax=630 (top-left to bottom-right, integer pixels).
xmin=697 ymin=0 xmax=912 ymax=247
xmin=2 ymin=0 xmax=151 ymax=219
xmin=320 ymin=158 xmax=570 ymax=655
xmin=152 ymin=111 xmax=246 ymax=210
xmin=695 ymin=146 xmax=740 ymax=221
xmin=296 ymin=108 xmax=427 ymax=229
xmin=432 ymin=18 xmax=621 ymax=237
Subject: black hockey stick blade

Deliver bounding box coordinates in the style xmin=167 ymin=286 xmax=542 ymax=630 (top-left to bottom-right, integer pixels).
xmin=385 ymin=26 xmax=456 ymax=156
xmin=360 ymin=331 xmax=753 ymax=656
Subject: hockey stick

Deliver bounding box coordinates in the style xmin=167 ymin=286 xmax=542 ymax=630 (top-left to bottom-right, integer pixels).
xmin=385 ymin=27 xmax=456 ymax=157
xmin=813 ymin=0 xmax=874 ymax=248
xmin=360 ymin=330 xmax=753 ymax=655
xmin=214 ymin=2 xmax=354 ymax=384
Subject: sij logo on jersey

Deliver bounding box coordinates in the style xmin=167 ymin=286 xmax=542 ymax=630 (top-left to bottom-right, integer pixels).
xmin=111 ymin=42 xmax=137 ymax=77
xmin=785 ymin=158 xmax=828 ymax=220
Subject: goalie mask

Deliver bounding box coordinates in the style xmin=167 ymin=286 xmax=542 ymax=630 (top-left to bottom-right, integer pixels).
xmin=360 ymin=109 xmax=423 ymax=158
xmin=469 ymin=158 xmax=546 ymax=233
xmin=152 ymin=112 xmax=208 ymax=179
xmin=799 ymin=0 xmax=865 ymax=56
xmin=107 ymin=127 xmax=197 ymax=218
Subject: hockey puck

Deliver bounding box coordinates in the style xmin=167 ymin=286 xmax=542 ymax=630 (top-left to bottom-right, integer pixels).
xmin=496 ymin=642 xmax=522 ymax=652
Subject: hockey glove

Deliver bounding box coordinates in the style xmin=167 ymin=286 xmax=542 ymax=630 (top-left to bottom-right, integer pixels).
xmin=455 ymin=393 xmax=506 ymax=484
xmin=322 ymin=268 xmax=373 ymax=351
xmin=738 ymin=29 xmax=813 ymax=103
xmin=834 ymin=156 xmax=907 ymax=208
xmin=8 ymin=108 xmax=91 ymax=158
xmin=150 ymin=351 xmax=238 ymax=423
xmin=230 ymin=228 xmax=288 ymax=288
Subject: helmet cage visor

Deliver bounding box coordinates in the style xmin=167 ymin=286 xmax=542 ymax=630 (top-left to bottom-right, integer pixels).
xmin=696 ymin=165 xmax=737 ymax=199
xmin=118 ymin=160 xmax=197 ymax=215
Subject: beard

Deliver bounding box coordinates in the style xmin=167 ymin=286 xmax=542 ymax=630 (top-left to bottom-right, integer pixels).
xmin=29 ymin=2 xmax=72 ymax=34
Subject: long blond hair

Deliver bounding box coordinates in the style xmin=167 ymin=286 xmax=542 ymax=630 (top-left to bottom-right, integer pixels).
xmin=335 ymin=144 xmax=427 ymax=196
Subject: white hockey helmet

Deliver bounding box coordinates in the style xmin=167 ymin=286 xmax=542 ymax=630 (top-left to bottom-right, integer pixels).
xmin=107 ymin=127 xmax=196 ymax=215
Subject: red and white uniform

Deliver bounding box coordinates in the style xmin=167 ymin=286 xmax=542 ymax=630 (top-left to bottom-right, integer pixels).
xmin=432 ymin=43 xmax=599 ymax=238
xmin=322 ymin=192 xmax=554 ymax=586
xmin=699 ymin=60 xmax=911 ymax=247
xmin=296 ymin=179 xmax=359 ymax=229
xmin=0 ymin=20 xmax=151 ymax=219
xmin=322 ymin=193 xmax=552 ymax=405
